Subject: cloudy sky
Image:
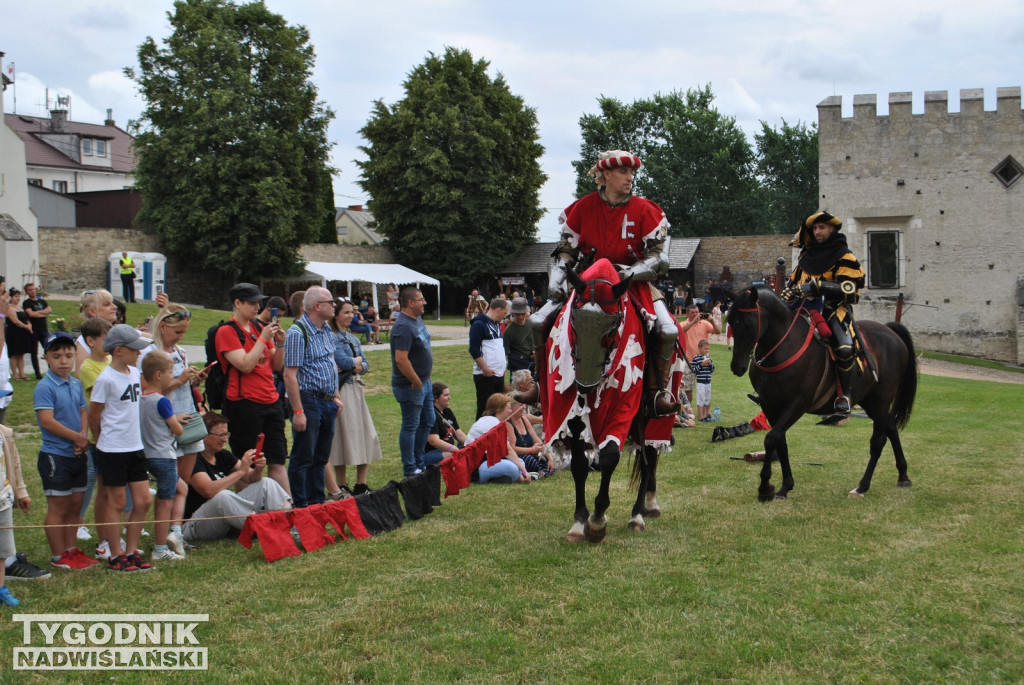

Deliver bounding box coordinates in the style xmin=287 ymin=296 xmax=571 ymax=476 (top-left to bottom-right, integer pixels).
xmin=4 ymin=0 xmax=1022 ymax=240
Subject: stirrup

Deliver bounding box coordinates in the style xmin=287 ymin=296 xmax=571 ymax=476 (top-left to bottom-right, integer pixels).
xmin=834 ymin=395 xmax=851 ymax=414
xmin=648 ymin=390 xmax=681 ymax=418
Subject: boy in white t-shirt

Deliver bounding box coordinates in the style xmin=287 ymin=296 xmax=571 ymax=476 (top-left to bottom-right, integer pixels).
xmin=87 ymin=325 xmax=152 ymax=573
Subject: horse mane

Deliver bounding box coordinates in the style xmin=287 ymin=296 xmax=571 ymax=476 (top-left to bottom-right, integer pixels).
xmin=731 ymin=285 xmax=791 ymax=320
xmin=750 ymin=284 xmax=791 ymax=318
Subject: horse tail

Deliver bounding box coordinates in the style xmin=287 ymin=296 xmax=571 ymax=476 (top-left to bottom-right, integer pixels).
xmin=886 ymin=321 xmax=917 ymax=430
xmin=628 ymin=447 xmax=643 ymax=492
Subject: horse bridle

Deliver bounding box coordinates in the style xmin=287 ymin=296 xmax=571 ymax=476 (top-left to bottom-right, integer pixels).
xmin=735 ymin=293 xmax=815 ymax=373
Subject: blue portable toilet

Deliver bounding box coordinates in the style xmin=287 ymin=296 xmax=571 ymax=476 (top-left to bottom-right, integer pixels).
xmin=107 ymin=251 xmax=166 ymax=302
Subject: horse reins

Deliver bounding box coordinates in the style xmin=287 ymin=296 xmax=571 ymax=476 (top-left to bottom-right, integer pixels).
xmin=736 ymin=302 xmax=815 ymax=373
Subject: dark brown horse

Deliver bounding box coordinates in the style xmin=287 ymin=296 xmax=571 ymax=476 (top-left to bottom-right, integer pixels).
xmin=728 ymin=286 xmax=917 ymax=501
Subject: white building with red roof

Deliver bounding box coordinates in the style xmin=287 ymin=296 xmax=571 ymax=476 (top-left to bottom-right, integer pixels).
xmin=4 ymin=107 xmax=135 ymax=194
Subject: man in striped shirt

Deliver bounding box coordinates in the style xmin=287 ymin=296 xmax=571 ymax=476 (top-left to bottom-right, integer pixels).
xmin=283 ymin=287 xmax=342 ymax=508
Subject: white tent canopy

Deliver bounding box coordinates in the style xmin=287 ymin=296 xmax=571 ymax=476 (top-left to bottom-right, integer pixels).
xmin=304 ymin=261 xmax=441 ymax=320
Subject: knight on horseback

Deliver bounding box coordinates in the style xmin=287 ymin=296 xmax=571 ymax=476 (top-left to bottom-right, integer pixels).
xmin=528 ymin=150 xmax=681 ymax=417
xmin=780 ymin=211 xmax=866 ymax=415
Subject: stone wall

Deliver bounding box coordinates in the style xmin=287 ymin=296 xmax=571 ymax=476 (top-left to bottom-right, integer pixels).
xmin=818 ymin=87 xmax=1024 ymax=364
xmin=299 ymin=243 xmax=392 ymax=264
xmin=693 ymin=235 xmax=792 ymax=290
xmin=39 ymin=228 xmax=391 ymax=309
xmin=39 ymin=227 xmax=161 ymax=294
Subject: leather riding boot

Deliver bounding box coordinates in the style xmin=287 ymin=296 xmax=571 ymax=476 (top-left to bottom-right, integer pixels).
xmin=513 ymin=381 xmax=540 ymax=406
xmin=646 ymin=353 xmax=682 ymax=417
xmin=834 ymin=363 xmax=856 ymax=414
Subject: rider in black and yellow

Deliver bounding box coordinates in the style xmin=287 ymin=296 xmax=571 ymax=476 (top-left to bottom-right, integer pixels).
xmin=781 ymin=211 xmax=865 ymax=415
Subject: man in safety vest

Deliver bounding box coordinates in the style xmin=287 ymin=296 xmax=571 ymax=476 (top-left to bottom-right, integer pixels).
xmin=119 ymin=251 xmax=136 ymax=303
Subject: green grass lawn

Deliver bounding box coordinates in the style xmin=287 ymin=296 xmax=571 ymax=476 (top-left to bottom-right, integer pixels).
xmin=2 ymin=339 xmax=1022 ymax=683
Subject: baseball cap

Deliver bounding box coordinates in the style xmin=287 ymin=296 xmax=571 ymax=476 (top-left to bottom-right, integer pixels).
xmin=103 ymin=324 xmax=150 ymax=353
xmin=229 ymin=283 xmax=267 ymax=303
xmin=42 ymin=331 xmax=75 ymax=353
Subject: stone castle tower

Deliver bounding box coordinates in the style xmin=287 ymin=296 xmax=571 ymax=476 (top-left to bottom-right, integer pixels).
xmin=817 ymin=87 xmax=1024 ymax=364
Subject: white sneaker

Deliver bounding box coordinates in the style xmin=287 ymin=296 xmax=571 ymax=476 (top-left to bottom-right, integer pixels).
xmin=151 ymin=548 xmax=184 ymax=562
xmin=95 ymin=538 xmax=128 ymax=561
xmin=77 ymin=526 xmax=92 ymax=541
xmin=166 ymin=532 xmax=186 ymax=557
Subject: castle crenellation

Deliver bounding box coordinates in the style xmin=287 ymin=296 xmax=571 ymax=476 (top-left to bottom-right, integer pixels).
xmin=819 ymin=87 xmax=1022 ymax=122
xmin=817 ymin=86 xmax=1024 ymax=364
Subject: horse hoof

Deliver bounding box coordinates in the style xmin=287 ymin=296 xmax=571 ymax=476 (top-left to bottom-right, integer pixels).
xmin=897 ymin=479 xmax=912 ymax=488
xmin=758 ymin=486 xmax=776 ymax=503
xmin=584 ymin=521 xmax=607 ymax=543
xmin=848 ymin=489 xmax=865 ymax=498
xmin=627 ymin=518 xmax=645 ymax=533
xmin=566 ymin=521 xmax=585 ymax=543
xmin=644 ymin=507 xmax=661 ymax=519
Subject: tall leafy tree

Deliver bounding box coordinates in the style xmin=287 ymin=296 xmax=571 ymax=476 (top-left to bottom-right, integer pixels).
xmin=357 ymin=47 xmax=546 ymax=288
xmin=127 ymin=0 xmax=336 ymax=280
xmin=755 ymin=119 xmax=819 ymax=234
xmin=574 ymin=86 xmax=767 ymax=236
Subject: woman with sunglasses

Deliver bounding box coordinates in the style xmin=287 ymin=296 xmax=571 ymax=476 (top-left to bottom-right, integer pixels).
xmin=140 ymin=305 xmax=212 ymax=480
xmin=327 ymin=298 xmax=382 ymax=496
xmin=138 ymin=304 xmax=212 ymax=555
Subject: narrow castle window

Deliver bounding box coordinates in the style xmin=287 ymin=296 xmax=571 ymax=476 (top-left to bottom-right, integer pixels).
xmin=867 ymin=231 xmax=900 ymax=288
xmin=992 ymin=156 xmax=1023 ymax=188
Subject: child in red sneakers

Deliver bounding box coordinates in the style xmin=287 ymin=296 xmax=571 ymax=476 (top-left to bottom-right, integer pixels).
xmin=87 ymin=325 xmax=153 ymax=572
xmin=33 ymin=333 xmax=97 ymax=571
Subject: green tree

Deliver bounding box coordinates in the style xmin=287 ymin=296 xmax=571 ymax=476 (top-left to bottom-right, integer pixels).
xmin=126 ymin=0 xmax=336 ymax=280
xmin=574 ymin=86 xmax=766 ymax=236
xmin=755 ymin=119 xmax=819 ymax=234
xmin=357 ymin=47 xmax=546 ymax=288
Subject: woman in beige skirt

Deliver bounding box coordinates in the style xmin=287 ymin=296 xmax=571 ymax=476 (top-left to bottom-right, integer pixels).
xmin=328 ymin=298 xmax=382 ymax=496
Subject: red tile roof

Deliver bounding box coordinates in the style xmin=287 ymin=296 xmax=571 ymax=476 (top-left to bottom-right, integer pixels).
xmin=4 ymin=113 xmax=136 ymax=173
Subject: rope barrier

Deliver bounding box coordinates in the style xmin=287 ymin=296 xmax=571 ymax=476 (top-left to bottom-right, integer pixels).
xmin=0 ymin=512 xmax=285 ymax=531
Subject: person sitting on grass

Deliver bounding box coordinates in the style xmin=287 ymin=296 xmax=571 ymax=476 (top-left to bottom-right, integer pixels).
xmin=183 ymin=412 xmax=292 ymax=541
xmin=465 ymin=393 xmax=532 ymax=484
xmin=422 ymin=382 xmax=468 ymax=466
xmin=508 ymin=397 xmax=553 ymax=477
xmin=508 ymin=369 xmax=543 ymax=430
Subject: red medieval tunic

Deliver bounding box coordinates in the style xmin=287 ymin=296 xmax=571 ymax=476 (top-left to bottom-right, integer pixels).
xmin=560 ymin=192 xmax=670 ymax=324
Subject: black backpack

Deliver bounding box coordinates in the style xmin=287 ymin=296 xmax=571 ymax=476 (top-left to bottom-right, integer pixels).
xmin=204 ymin=319 xmax=263 ymax=410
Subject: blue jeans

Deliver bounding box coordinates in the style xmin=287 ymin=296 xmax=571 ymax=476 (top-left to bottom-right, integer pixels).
xmin=287 ymin=392 xmax=337 ymax=508
xmin=478 ymin=458 xmax=521 ymax=484
xmin=392 ymin=381 xmax=434 ymax=476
